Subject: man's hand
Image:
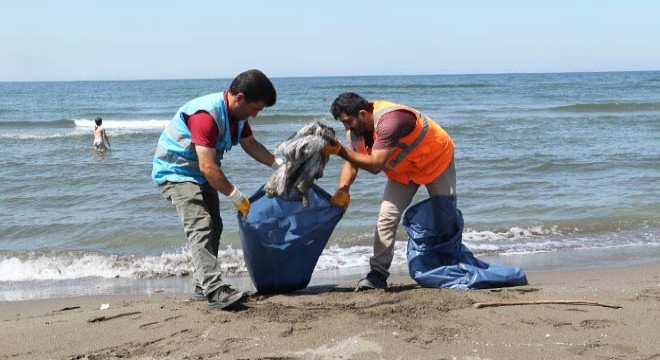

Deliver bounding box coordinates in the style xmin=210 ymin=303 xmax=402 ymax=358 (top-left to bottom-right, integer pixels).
xmin=322 ymin=139 xmax=343 ymax=155
xmin=228 ymin=187 xmax=250 ymax=218
xmin=330 ymin=188 xmax=350 ymax=208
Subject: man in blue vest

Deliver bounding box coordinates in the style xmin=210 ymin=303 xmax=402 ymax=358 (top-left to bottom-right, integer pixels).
xmin=152 ymin=69 xmax=283 ymax=310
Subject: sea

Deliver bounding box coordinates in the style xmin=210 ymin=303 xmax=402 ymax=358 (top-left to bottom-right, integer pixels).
xmin=1 ymin=71 xmax=659 ymax=301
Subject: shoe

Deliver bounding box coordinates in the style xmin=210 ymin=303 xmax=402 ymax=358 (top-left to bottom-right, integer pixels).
xmin=207 ymin=286 xmax=246 ymax=310
xmin=190 ymin=286 xmax=206 ymax=302
xmin=356 ymin=271 xmax=388 ymax=291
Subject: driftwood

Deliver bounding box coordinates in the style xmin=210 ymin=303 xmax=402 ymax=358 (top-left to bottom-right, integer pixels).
xmin=88 ymin=311 xmax=142 ymax=323
xmin=53 ymin=306 xmax=81 ymax=312
xmin=473 ymin=300 xmax=622 ymax=309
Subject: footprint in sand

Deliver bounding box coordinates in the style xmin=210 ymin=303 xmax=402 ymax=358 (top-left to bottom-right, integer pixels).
xmin=634 ymin=288 xmax=660 ymax=301
xmin=579 ymin=319 xmax=616 ymax=329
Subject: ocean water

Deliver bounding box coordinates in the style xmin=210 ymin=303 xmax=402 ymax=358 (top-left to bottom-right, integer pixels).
xmin=1 ymin=72 xmax=659 ymax=301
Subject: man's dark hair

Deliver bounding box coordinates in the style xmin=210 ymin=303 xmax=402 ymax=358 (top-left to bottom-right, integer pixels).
xmin=330 ymin=92 xmax=373 ymax=119
xmin=228 ymin=69 xmax=276 ymax=107
xmin=94 ymin=116 xmax=102 ymax=126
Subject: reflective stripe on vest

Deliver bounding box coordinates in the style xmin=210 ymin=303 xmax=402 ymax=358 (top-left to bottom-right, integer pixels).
xmin=154 ymin=147 xmax=199 ymax=169
xmin=163 ymin=121 xmax=192 ymax=149
xmin=352 ymin=102 xmax=429 ymax=168
xmin=350 ymin=100 xmax=454 ymax=185
xmin=349 ymin=112 xmax=429 ymax=169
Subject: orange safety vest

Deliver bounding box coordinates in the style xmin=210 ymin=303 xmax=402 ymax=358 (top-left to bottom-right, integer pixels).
xmin=349 ymin=100 xmax=454 ymax=185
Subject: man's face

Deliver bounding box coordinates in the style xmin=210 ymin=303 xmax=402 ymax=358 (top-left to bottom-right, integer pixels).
xmin=233 ymin=94 xmax=266 ymax=120
xmin=338 ymin=111 xmax=369 ymax=135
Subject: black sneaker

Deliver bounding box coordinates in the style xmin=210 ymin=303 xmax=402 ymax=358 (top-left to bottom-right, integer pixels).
xmin=190 ymin=286 xmax=206 ymax=302
xmin=207 ymin=286 xmax=246 ymax=310
xmin=356 ymin=271 xmax=388 ymax=291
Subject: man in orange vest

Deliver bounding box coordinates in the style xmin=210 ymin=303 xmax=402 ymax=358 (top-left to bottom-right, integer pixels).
xmin=323 ymin=92 xmax=456 ymax=290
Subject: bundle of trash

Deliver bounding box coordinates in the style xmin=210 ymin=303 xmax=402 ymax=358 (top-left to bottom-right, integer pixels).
xmin=264 ymin=121 xmax=338 ymax=207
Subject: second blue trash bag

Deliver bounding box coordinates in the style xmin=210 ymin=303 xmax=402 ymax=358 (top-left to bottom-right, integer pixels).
xmin=404 ymin=195 xmax=528 ymax=290
xmin=238 ymin=184 xmax=344 ymax=294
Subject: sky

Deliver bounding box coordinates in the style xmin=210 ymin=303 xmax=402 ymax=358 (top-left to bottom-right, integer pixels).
xmin=1 ymin=0 xmax=659 ymax=81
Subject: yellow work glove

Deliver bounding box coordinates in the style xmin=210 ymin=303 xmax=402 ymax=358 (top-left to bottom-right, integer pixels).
xmin=330 ymin=188 xmax=350 ymax=208
xmin=322 ymin=139 xmax=343 ymax=155
xmin=228 ymin=187 xmax=250 ymax=218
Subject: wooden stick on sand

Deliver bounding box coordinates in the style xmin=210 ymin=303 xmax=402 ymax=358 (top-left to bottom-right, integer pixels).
xmin=474 ymin=300 xmax=622 ymax=309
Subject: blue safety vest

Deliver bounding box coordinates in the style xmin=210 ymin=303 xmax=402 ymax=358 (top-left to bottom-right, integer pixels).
xmin=151 ymin=92 xmax=245 ymax=184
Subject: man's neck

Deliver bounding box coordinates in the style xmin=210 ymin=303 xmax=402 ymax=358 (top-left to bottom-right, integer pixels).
xmin=225 ymin=91 xmax=237 ymax=122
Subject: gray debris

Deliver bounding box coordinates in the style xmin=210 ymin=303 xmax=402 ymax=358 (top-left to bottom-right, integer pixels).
xmin=264 ymin=121 xmax=337 ymax=207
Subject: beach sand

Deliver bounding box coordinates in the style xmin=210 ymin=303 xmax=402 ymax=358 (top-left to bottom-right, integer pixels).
xmin=2 ymin=262 xmax=660 ymax=360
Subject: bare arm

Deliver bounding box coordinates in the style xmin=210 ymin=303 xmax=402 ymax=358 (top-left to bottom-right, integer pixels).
xmin=239 ymin=135 xmax=276 ymax=167
xmin=336 ymin=145 xmax=393 ymax=174
xmin=196 ymin=145 xmax=234 ymax=195
xmin=337 ymin=160 xmax=359 ymax=191
xmin=102 ymin=129 xmax=110 ymax=147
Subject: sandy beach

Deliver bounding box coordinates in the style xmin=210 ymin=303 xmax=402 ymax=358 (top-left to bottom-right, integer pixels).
xmin=2 ymin=262 xmax=660 ymax=360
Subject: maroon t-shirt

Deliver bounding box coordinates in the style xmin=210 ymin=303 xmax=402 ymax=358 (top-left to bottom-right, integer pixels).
xmin=369 ymin=109 xmax=417 ymax=150
xmin=186 ymin=111 xmax=252 ymax=148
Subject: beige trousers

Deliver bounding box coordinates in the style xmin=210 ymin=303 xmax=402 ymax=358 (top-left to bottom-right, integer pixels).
xmin=369 ymin=159 xmax=456 ymax=277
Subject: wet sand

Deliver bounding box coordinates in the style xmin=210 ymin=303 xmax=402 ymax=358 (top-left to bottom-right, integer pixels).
xmin=2 ymin=261 xmax=660 ymax=359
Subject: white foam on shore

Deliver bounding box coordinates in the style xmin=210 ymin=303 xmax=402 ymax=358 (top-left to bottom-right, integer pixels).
xmin=1 ymin=225 xmax=658 ymax=283
xmin=463 ymin=225 xmax=563 ymax=242
xmin=73 ymin=118 xmax=168 ymax=130
xmin=0 ymin=244 xmax=404 ymax=283
xmin=0 ymin=252 xmax=191 ymax=282
xmin=1 ymin=119 xmax=168 ymax=139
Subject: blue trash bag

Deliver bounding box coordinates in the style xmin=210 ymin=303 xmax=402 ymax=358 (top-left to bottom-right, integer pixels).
xmin=404 ymin=196 xmax=528 ymax=290
xmin=238 ymin=184 xmax=344 ymax=294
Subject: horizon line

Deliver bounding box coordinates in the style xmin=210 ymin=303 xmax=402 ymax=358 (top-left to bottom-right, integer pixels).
xmin=1 ymin=69 xmax=659 ymax=84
